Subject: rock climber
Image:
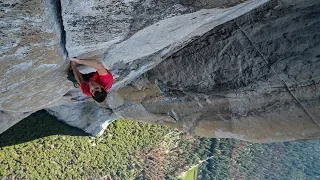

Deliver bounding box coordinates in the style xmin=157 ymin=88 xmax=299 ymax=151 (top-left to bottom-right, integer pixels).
xmin=68 ymin=57 xmax=113 ymax=103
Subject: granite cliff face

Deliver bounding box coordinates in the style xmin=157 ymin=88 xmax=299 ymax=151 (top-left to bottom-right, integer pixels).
xmin=1 ymin=0 xmax=319 ymax=142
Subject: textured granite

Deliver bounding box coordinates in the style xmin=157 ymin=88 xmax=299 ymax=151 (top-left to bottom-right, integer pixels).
xmin=114 ymin=0 xmax=320 ymax=142
xmin=46 ymin=102 xmax=116 ymax=136
xmin=0 ymin=0 xmax=70 ymax=112
xmin=1 ymin=0 xmax=320 ymax=142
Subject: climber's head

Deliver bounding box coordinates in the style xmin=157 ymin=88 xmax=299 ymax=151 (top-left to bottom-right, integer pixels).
xmin=89 ymin=81 xmax=107 ymax=103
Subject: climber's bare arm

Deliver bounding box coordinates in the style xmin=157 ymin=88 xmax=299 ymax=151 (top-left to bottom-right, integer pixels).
xmin=70 ymin=57 xmax=109 ymax=75
xmin=71 ymin=61 xmax=84 ymax=84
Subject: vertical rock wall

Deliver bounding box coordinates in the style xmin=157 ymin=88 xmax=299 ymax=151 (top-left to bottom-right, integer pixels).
xmin=1 ymin=0 xmax=320 ymax=142
xmin=108 ymin=0 xmax=320 ymax=142
xmin=0 ymin=0 xmax=71 ymax=112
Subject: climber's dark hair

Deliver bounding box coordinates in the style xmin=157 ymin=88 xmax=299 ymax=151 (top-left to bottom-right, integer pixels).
xmin=92 ymin=89 xmax=107 ymax=103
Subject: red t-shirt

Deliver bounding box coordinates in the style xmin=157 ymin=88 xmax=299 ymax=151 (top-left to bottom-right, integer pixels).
xmin=80 ymin=70 xmax=113 ymax=97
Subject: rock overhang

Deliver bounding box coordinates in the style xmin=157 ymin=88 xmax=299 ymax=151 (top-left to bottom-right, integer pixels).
xmin=1 ymin=0 xmax=320 ymax=142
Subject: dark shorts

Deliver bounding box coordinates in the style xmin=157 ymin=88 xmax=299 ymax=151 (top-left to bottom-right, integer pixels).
xmin=67 ymin=69 xmax=95 ymax=84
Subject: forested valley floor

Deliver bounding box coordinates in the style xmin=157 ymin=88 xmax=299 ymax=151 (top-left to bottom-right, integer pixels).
xmin=1 ymin=111 xmax=319 ymax=179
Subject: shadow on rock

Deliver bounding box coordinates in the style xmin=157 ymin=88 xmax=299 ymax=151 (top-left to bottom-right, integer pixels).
xmin=0 ymin=110 xmax=88 ymax=148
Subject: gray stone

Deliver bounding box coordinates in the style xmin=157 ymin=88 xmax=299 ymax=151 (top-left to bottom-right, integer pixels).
xmin=127 ymin=0 xmax=320 ymax=142
xmin=61 ymin=0 xmax=197 ymax=58
xmin=104 ymin=0 xmax=268 ymax=90
xmin=60 ymin=0 xmax=268 ymax=87
xmin=0 ymin=0 xmax=70 ymax=112
xmin=0 ymin=111 xmax=32 ymax=134
xmin=1 ymin=0 xmax=320 ymax=143
xmin=46 ymin=102 xmax=116 ymax=136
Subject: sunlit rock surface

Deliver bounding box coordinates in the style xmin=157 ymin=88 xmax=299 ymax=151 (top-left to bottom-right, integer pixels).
xmin=0 ymin=0 xmax=71 ymax=112
xmin=0 ymin=111 xmax=32 ymax=134
xmin=46 ymin=102 xmax=116 ymax=136
xmin=107 ymin=0 xmax=320 ymax=142
xmin=1 ymin=0 xmax=320 ymax=142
